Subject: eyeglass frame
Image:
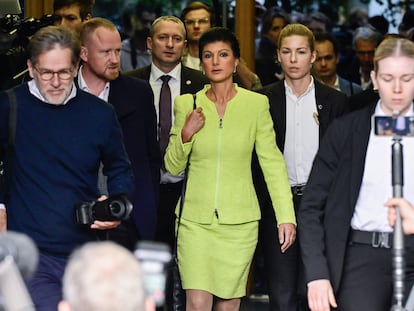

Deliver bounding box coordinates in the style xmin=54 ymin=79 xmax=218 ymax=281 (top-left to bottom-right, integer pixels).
xmin=33 ymin=66 xmax=75 ymax=81
xmin=184 ymin=18 xmax=210 ymax=26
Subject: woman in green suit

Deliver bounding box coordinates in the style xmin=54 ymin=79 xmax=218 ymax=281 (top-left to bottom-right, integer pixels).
xmin=164 ymin=27 xmax=296 ymax=311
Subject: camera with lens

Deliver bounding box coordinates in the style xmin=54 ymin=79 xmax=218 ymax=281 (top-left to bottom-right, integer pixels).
xmin=74 ymin=194 xmax=133 ymax=225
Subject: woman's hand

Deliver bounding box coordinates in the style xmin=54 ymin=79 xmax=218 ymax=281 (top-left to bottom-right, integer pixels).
xmin=181 ymin=107 xmax=205 ymax=143
xmin=278 ymin=223 xmax=296 ymax=253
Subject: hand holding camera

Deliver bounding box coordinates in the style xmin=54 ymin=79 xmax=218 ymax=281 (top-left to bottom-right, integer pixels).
xmin=74 ymin=194 xmax=133 ymax=226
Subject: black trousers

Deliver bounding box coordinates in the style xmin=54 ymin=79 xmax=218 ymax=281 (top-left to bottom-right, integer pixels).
xmin=336 ymin=239 xmax=414 ymax=311
xmin=155 ymin=181 xmax=183 ymax=250
xmin=258 ymin=191 xmax=305 ymax=311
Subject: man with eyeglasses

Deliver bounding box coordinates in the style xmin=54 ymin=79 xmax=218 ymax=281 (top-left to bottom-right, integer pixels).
xmin=337 ymin=26 xmax=383 ymax=90
xmin=181 ymin=1 xmax=262 ymax=90
xmin=0 ymin=25 xmax=133 ymax=311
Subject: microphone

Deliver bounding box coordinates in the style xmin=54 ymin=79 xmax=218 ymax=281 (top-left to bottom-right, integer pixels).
xmin=0 ymin=231 xmax=39 ymax=280
xmin=0 ymin=231 xmax=39 ymax=311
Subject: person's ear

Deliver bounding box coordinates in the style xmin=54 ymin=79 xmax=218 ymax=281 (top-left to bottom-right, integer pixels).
xmin=84 ymin=13 xmax=92 ymax=22
xmin=58 ymin=300 xmax=73 ymax=311
xmin=147 ymin=37 xmax=153 ymax=51
xmin=310 ymin=50 xmax=317 ymax=64
xmin=80 ymin=46 xmax=88 ymax=63
xmin=27 ymin=60 xmax=35 ymax=79
xmin=370 ymin=70 xmax=378 ymax=91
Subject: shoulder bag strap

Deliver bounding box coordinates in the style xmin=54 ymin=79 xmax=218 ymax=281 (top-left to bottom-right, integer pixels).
xmin=3 ymin=88 xmax=18 ymax=202
xmin=174 ymin=94 xmax=196 ymax=255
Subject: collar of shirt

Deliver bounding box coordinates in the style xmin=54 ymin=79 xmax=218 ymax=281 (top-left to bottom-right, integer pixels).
xmin=28 ymin=79 xmax=77 ymax=105
xmin=77 ymin=65 xmax=111 ymax=102
xmin=284 ymin=76 xmax=315 ymax=99
xmin=333 ymin=75 xmax=341 ymax=91
xmin=150 ymin=62 xmax=181 ymax=83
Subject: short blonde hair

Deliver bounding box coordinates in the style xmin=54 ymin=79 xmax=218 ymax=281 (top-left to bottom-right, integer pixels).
xmin=277 ymin=23 xmax=315 ymax=52
xmin=150 ymin=16 xmax=186 ymax=38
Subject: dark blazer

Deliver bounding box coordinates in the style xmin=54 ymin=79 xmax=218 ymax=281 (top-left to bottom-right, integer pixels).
xmin=338 ymin=76 xmax=362 ymax=97
xmin=259 ymin=78 xmax=348 ymax=152
xmin=125 ymin=64 xmax=209 ymax=95
xmin=297 ymin=103 xmax=376 ymax=291
xmin=108 ymin=73 xmax=160 ymax=241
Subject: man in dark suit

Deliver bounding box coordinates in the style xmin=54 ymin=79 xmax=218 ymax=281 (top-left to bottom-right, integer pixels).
xmin=78 ymin=17 xmax=160 ymax=247
xmin=125 ymin=16 xmax=208 ymax=249
xmin=255 ymin=24 xmax=347 ymax=311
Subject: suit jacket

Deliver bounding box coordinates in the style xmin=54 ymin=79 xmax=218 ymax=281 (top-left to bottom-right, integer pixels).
xmin=338 ymin=76 xmax=362 ymax=97
xmin=165 ymin=87 xmax=295 ymax=225
xmin=124 ymin=64 xmax=209 ymax=95
xmin=108 ymin=73 xmax=160 ymax=240
xmin=297 ymin=103 xmax=376 ymax=291
xmin=259 ymin=78 xmax=348 ymax=152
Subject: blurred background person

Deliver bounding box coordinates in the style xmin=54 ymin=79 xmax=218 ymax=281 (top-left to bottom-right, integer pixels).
xmin=120 ymin=3 xmax=159 ymax=71
xmin=302 ymin=11 xmax=332 ymax=34
xmin=338 ymin=26 xmax=383 ymax=90
xmin=59 ymin=241 xmax=155 ymax=311
xmin=53 ymin=0 xmax=94 ymax=32
xmin=255 ymin=6 xmax=289 ymax=86
xmin=368 ymin=15 xmax=389 ymax=36
xmin=398 ymin=10 xmax=414 ymax=41
xmin=313 ymin=32 xmax=362 ymax=97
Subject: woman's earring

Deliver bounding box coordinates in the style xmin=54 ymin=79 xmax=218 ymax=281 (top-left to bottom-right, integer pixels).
xmin=233 ymin=66 xmax=237 ymax=74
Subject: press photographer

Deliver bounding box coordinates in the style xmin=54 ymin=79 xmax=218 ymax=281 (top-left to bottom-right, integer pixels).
xmin=0 ymin=24 xmax=134 ymax=311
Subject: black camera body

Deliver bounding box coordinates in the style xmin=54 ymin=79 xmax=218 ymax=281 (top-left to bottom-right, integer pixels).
xmin=74 ymin=194 xmax=133 ymax=225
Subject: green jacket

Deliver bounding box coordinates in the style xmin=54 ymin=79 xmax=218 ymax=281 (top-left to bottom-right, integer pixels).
xmin=165 ymin=85 xmax=295 ymax=225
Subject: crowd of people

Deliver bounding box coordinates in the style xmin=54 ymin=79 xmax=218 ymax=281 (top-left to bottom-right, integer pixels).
xmin=1 ymin=1 xmax=414 ymax=311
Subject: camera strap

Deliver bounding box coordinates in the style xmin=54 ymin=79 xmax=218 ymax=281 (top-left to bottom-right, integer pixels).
xmin=1 ymin=88 xmax=18 ymax=203
xmin=174 ymin=94 xmax=197 ymax=255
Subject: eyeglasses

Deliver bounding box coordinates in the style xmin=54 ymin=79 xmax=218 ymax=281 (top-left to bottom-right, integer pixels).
xmin=33 ymin=66 xmax=74 ymax=81
xmin=184 ymin=18 xmax=209 ymax=26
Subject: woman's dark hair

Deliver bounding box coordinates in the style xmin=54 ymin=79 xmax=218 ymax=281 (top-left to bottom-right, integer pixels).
xmin=198 ymin=27 xmax=240 ymax=60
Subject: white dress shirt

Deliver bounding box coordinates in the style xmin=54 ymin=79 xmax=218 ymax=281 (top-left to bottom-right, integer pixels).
xmin=283 ymin=78 xmax=319 ymax=186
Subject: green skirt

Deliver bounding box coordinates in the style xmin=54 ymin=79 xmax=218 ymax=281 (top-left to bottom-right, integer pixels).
xmin=177 ymin=217 xmax=258 ymax=299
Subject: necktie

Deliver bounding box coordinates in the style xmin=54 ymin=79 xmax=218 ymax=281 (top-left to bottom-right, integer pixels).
xmin=159 ymin=75 xmax=172 ymax=158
